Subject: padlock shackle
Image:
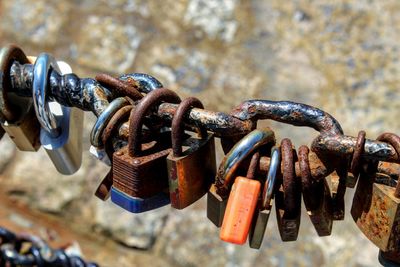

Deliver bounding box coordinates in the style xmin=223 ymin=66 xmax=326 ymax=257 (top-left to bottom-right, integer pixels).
xmin=280 ymin=138 xmax=301 ymax=218
xmin=32 ymin=53 xmax=63 ymax=137
xmin=231 ymin=100 xmax=343 ymax=136
xmin=171 ymin=97 xmax=207 ymax=157
xmin=261 ymin=146 xmax=280 ymax=210
xmin=0 ymin=44 xmax=30 ymax=122
xmin=215 ymin=129 xmax=275 ymax=198
xmin=128 ymin=88 xmax=181 ymax=156
xmin=376 ymin=133 xmax=400 ymax=197
xmin=90 ymin=97 xmax=130 ymax=147
xmin=298 ymin=145 xmax=322 ymax=211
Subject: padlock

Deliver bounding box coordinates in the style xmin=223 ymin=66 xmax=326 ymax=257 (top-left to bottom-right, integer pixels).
xmin=275 ymin=138 xmax=301 ymax=241
xmin=298 ymin=145 xmax=333 ymax=236
xmin=326 ymin=170 xmax=346 ymax=220
xmin=32 ymin=53 xmax=84 ymax=175
xmin=0 ymin=45 xmax=41 ymax=151
xmin=220 ymin=151 xmax=261 ymax=244
xmin=167 ymin=97 xmax=216 ymax=209
xmin=351 ymin=133 xmax=400 ymax=252
xmin=111 ymin=88 xmax=181 ymax=213
xmin=207 ymin=128 xmax=275 ymax=227
xmin=249 ymin=146 xmax=280 ymax=249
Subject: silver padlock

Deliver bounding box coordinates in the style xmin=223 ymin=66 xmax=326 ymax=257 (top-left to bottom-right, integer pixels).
xmin=0 ymin=45 xmax=41 ymax=151
xmin=32 ymin=53 xmax=84 ymax=175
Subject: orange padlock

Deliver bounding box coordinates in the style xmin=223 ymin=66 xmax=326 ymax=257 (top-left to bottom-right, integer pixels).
xmin=220 ymin=152 xmax=261 ymax=244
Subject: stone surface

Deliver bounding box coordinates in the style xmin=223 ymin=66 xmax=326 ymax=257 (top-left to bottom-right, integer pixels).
xmin=0 ymin=0 xmax=399 ymax=266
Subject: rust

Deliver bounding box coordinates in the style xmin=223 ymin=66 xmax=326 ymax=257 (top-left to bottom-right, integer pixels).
xmin=312 ymin=133 xmax=399 ymax=163
xmin=128 ymin=88 xmax=181 ymax=156
xmin=258 ymin=151 xmax=334 ymax=182
xmin=377 ymin=133 xmax=400 ymax=197
xmin=298 ymin=145 xmax=319 ymax=211
xmin=231 ymin=100 xmax=343 ymax=136
xmin=280 ymin=138 xmax=300 ymax=217
xmin=95 ymin=73 xmax=143 ymax=101
xmin=0 ymin=45 xmax=30 ymax=122
xmin=350 ymin=130 xmax=366 ymax=178
xmin=246 ymin=151 xmax=260 ymax=180
xmin=171 ymin=97 xmax=204 ymax=156
xmin=275 ymin=138 xmax=301 ymax=241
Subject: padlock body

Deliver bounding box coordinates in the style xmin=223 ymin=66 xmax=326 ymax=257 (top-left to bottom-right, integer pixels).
xmin=111 ymin=186 xmax=169 ymax=213
xmin=275 ymin=187 xmax=301 ymax=242
xmin=113 ymin=131 xmax=172 ymax=198
xmin=2 ymin=103 xmax=40 ymax=151
xmin=207 ymin=184 xmax=227 ymax=227
xmin=220 ymin=177 xmax=260 ymax=244
xmin=249 ymin=207 xmax=271 ymax=249
xmin=306 ymin=179 xmax=333 ymax=236
xmin=352 ymin=181 xmax=400 ymax=252
xmin=167 ymin=133 xmax=216 ymax=209
xmin=40 ymin=106 xmax=83 ymax=175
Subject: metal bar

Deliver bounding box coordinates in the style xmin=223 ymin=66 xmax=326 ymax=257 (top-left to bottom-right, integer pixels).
xmin=312 ymin=134 xmax=399 ymax=163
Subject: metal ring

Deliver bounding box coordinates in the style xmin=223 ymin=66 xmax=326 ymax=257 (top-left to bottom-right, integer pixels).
xmin=32 ymin=53 xmax=62 ymax=135
xmin=215 ymin=129 xmax=276 ymax=198
xmin=119 ymin=73 xmax=163 ymax=93
xmin=90 ymin=97 xmax=130 ymax=147
xmin=96 ymin=74 xmax=143 ymax=100
xmin=281 ymin=138 xmax=301 ymax=218
xmin=298 ymin=145 xmax=320 ymax=211
xmin=0 ymin=45 xmax=30 ymax=122
xmin=350 ymin=130 xmax=366 ymax=178
xmin=171 ymin=97 xmax=205 ymax=157
xmin=128 ymin=88 xmax=181 ymax=156
xmin=262 ymin=146 xmax=280 ymax=209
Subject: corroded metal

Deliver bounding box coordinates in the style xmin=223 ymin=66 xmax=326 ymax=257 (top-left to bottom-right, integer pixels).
xmin=312 ymin=134 xmax=399 ymax=163
xmin=275 ymin=138 xmax=301 ymax=241
xmin=231 ymin=100 xmax=343 ymax=136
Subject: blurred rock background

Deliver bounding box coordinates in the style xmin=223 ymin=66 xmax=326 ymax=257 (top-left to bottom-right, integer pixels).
xmin=1 ymin=0 xmax=399 ymax=266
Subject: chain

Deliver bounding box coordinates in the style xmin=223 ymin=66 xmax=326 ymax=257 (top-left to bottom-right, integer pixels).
xmin=2 ymin=45 xmax=400 ymax=264
xmin=0 ymin=226 xmax=97 ymax=267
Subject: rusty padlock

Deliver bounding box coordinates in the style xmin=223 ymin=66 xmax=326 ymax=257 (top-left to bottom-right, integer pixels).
xmin=298 ymin=145 xmax=333 ymax=236
xmin=351 ymin=133 xmax=400 ymax=252
xmin=0 ymin=45 xmax=40 ymax=151
xmin=207 ymin=129 xmax=275 ymax=227
xmin=220 ymin=151 xmax=262 ymax=244
xmin=275 ymin=138 xmax=301 ymax=241
xmin=111 ymin=88 xmax=181 ymax=213
xmin=167 ymin=97 xmax=216 ymax=210
xmin=249 ymin=146 xmax=280 ymax=249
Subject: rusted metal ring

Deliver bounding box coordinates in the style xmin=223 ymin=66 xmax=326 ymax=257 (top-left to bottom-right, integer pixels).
xmin=128 ymin=88 xmax=181 ymax=156
xmin=377 ymin=133 xmax=400 ymax=197
xmin=90 ymin=97 xmax=130 ymax=147
xmin=262 ymin=146 xmax=280 ymax=209
xmin=350 ymin=130 xmax=366 ymax=178
xmin=0 ymin=45 xmax=30 ymax=122
xmin=96 ymin=74 xmax=143 ymax=101
xmin=246 ymin=151 xmax=260 ymax=180
xmin=281 ymin=138 xmax=300 ymax=218
xmin=298 ymin=145 xmax=320 ymax=211
xmin=102 ymin=105 xmax=133 ymax=158
xmin=171 ymin=97 xmax=205 ymax=156
xmin=215 ymin=129 xmax=276 ymax=198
